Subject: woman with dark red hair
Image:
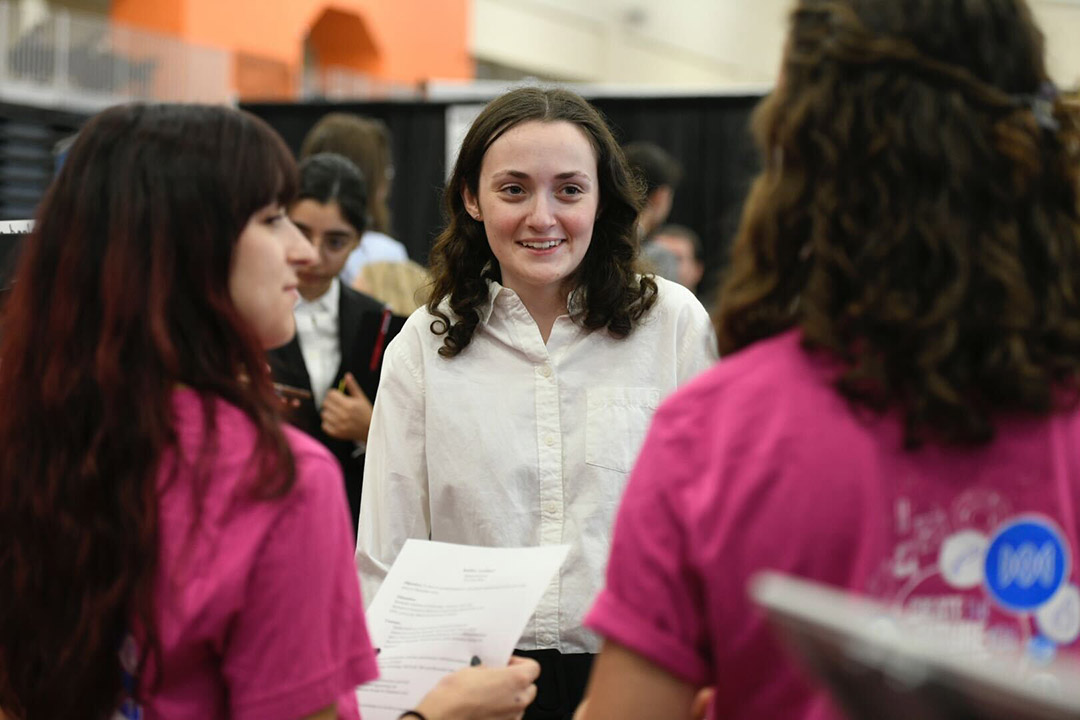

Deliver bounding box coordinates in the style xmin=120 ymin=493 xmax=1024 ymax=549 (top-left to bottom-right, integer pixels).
xmin=0 ymin=104 xmax=536 ymax=720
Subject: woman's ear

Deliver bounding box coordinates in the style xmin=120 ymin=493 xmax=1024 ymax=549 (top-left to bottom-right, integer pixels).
xmin=462 ymin=184 xmax=483 ymax=222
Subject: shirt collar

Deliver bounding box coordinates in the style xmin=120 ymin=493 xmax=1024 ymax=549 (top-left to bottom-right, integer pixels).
xmin=478 ymin=279 xmax=506 ymax=325
xmin=478 ymin=278 xmax=582 ymax=325
xmin=295 ymin=277 xmax=340 ymax=318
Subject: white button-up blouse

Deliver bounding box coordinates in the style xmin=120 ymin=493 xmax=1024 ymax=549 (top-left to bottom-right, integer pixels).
xmin=356 ymin=276 xmax=718 ymax=653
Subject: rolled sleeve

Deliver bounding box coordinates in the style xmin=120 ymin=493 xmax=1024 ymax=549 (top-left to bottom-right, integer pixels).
xmin=585 ymin=404 xmax=711 ymax=686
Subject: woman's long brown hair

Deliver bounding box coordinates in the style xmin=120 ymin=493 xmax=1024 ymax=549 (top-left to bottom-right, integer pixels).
xmin=717 ymin=0 xmax=1080 ymax=446
xmin=0 ymin=104 xmax=298 ymax=719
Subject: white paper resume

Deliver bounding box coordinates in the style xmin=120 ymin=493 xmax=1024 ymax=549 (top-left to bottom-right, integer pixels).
xmin=357 ymin=540 xmax=569 ymax=720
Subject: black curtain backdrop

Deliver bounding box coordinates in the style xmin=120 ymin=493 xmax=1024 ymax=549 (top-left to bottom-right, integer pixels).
xmin=591 ymin=96 xmax=762 ymax=304
xmin=0 ymin=102 xmax=86 ymax=296
xmin=0 ymin=101 xmax=85 ymax=221
xmin=243 ymin=93 xmax=763 ymax=304
xmin=243 ymin=100 xmax=450 ymax=269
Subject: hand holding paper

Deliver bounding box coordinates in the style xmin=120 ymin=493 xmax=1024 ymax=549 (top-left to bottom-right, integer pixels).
xmin=357 ymin=540 xmax=569 ymax=720
xmin=410 ymin=657 xmax=540 ymax=720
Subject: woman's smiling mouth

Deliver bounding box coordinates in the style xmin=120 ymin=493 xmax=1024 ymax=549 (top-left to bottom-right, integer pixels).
xmin=518 ymin=238 xmax=565 ymax=250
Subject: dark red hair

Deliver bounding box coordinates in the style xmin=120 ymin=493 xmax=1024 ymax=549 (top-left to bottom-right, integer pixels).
xmin=0 ymin=104 xmax=298 ymax=719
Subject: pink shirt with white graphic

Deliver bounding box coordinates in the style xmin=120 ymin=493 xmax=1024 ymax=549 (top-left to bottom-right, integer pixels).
xmin=586 ymin=330 xmax=1080 ymax=720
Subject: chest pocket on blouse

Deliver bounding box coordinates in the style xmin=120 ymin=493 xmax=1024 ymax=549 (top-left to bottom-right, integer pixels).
xmin=585 ymin=386 xmax=661 ymax=474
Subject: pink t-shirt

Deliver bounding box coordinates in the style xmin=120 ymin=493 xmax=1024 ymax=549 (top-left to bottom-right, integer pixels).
xmin=129 ymin=388 xmax=378 ymax=720
xmin=586 ymin=330 xmax=1080 ymax=720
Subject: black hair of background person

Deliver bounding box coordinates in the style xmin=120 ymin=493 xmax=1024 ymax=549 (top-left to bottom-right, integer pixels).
xmin=623 ymin=140 xmax=684 ymax=193
xmin=241 ymin=94 xmax=761 ymax=304
xmin=267 ymin=152 xmax=405 ymax=531
xmin=297 ymin=152 xmax=369 ymax=232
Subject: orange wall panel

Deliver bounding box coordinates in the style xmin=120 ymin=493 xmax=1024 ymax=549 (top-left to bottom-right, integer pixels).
xmin=185 ymin=1 xmax=309 ymax=65
xmin=117 ymin=0 xmax=470 ymax=89
xmin=372 ymin=1 xmax=471 ymax=82
xmin=111 ymin=0 xmax=186 ymax=36
xmin=235 ymin=53 xmax=296 ymax=101
xmin=296 ymin=1 xmax=470 ymax=83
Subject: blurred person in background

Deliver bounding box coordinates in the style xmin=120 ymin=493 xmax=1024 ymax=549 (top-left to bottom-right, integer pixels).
xmin=353 ymin=258 xmax=432 ymax=316
xmin=300 ymin=113 xmax=408 ymax=285
xmin=645 ymin=224 xmax=705 ymax=295
xmin=0 ymin=103 xmax=537 ymax=720
xmin=579 ymin=1 xmax=1080 ymax=719
xmin=622 ymin=141 xmax=682 ymax=239
xmin=269 ymin=152 xmax=404 ymax=532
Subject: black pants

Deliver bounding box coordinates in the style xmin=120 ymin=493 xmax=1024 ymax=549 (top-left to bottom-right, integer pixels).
xmin=513 ymin=649 xmax=595 ymax=720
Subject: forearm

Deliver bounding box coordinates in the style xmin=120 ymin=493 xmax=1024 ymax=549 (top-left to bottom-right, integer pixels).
xmin=578 ymin=640 xmax=696 ymax=720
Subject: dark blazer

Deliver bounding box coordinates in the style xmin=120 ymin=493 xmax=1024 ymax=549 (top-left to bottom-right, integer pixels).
xmin=268 ymin=284 xmax=404 ymax=532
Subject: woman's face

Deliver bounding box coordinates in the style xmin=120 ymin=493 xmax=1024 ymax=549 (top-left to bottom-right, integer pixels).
xmin=289 ymin=199 xmax=361 ymax=301
xmin=229 ymin=203 xmax=315 ymax=349
xmin=463 ymin=120 xmax=600 ymax=299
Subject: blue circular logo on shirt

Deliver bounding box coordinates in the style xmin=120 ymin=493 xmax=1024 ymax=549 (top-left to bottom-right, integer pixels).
xmin=984 ymin=516 xmax=1069 ymax=612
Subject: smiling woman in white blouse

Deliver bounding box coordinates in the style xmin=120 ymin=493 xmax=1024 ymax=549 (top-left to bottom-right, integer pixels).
xmin=356 ymin=87 xmax=718 ymax=720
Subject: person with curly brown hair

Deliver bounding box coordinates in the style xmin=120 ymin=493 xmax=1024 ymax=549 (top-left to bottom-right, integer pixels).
xmin=356 ymin=87 xmax=717 ymax=720
xmin=580 ymin=1 xmax=1080 ymax=719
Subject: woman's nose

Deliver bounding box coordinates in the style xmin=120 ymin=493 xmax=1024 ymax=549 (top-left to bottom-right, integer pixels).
xmin=527 ymin=194 xmax=556 ymax=230
xmin=286 ymin=220 xmax=317 ymax=266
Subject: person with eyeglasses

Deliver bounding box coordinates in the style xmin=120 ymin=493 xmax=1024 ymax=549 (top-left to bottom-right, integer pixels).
xmin=268 ymin=152 xmax=404 ymax=532
xmin=299 ymin=114 xmax=409 ymax=287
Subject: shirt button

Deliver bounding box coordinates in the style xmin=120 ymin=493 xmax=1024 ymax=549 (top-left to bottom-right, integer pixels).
xmin=543 ymin=501 xmax=558 ymax=514
xmin=544 ymin=435 xmax=555 ymax=447
xmin=538 ymin=364 xmax=552 ymax=378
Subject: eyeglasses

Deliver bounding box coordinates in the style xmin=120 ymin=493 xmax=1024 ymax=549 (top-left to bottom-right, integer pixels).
xmin=294 ymin=225 xmax=360 ymax=254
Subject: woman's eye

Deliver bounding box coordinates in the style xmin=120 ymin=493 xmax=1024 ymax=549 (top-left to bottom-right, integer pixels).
xmin=327 ymin=239 xmax=348 ymax=252
xmin=562 ymin=185 xmax=583 ymax=196
xmin=501 ymin=185 xmax=525 ymax=196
